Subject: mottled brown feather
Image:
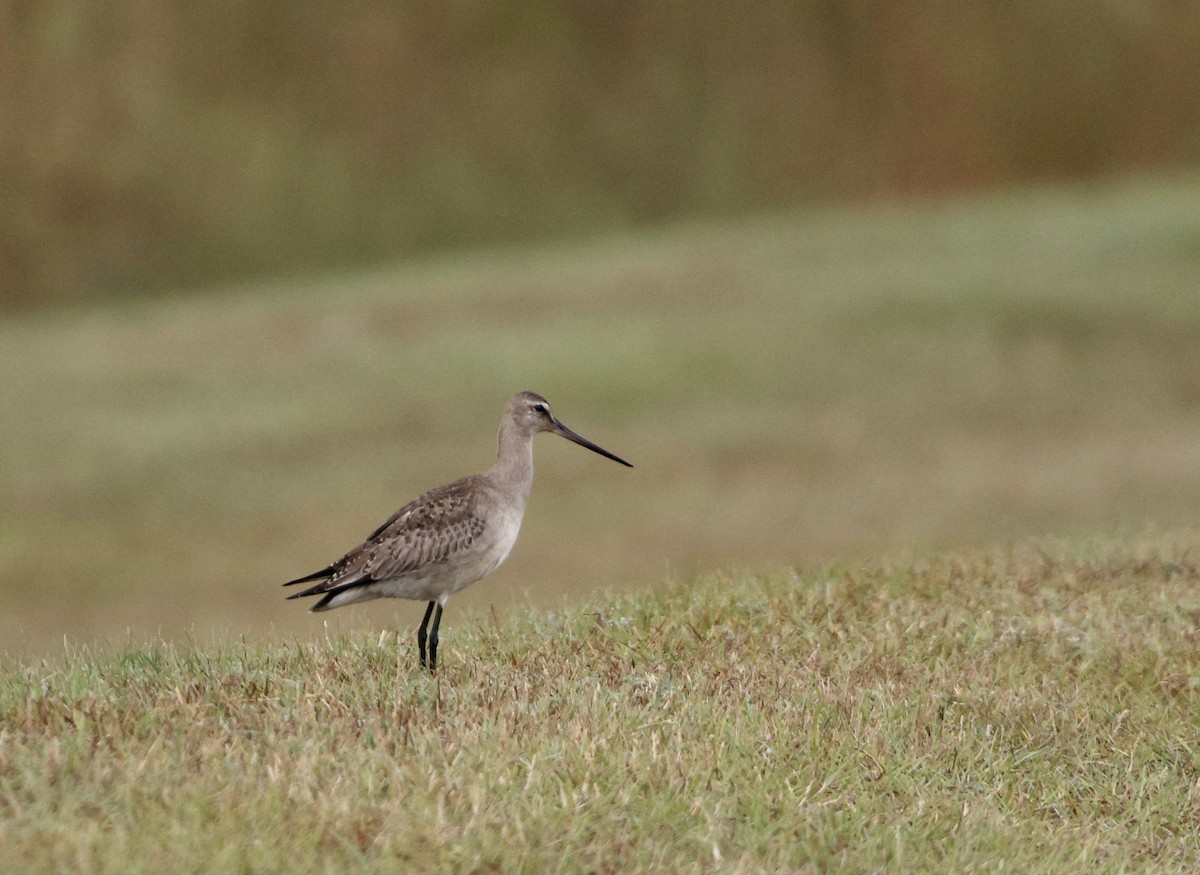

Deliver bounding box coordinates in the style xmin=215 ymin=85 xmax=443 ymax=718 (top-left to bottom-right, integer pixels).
xmin=286 ymin=476 xmax=488 ymax=598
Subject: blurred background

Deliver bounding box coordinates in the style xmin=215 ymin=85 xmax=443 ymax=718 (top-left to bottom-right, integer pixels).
xmin=3 ymin=2 xmax=1199 ymax=656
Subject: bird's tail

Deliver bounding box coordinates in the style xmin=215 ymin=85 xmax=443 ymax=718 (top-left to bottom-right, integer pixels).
xmin=282 ymin=563 xmax=338 ymax=588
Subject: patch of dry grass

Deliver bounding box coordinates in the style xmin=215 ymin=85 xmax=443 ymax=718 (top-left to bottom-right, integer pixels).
xmin=2 ymin=532 xmax=1198 ymax=872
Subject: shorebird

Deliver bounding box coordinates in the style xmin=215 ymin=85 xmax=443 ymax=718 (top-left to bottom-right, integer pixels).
xmin=283 ymin=391 xmax=632 ymax=671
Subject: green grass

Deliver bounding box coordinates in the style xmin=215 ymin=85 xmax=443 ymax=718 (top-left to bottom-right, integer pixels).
xmin=2 ymin=532 xmax=1198 ymax=872
xmin=3 ymin=173 xmax=1200 ymax=657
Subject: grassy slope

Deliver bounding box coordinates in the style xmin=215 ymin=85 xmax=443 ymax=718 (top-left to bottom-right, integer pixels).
xmin=2 ymin=531 xmax=1198 ymax=873
xmin=2 ymin=174 xmax=1200 ymax=658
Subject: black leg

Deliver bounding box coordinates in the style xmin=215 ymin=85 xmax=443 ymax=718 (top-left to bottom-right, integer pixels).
xmin=417 ymin=601 xmax=436 ymax=669
xmin=428 ymin=603 xmax=444 ymax=672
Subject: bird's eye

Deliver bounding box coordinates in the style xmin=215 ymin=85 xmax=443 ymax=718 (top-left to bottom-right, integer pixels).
xmin=534 ymin=403 xmax=548 ymax=414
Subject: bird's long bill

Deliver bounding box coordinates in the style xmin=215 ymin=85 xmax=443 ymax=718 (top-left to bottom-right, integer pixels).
xmin=551 ymin=420 xmax=633 ymax=467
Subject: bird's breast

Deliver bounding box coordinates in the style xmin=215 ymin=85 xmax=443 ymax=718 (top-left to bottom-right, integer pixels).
xmin=483 ymin=502 xmax=525 ymax=575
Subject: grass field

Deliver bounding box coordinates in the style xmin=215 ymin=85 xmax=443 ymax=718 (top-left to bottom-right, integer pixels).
xmin=2 ymin=173 xmax=1200 ymax=659
xmin=2 ymin=532 xmax=1198 ymax=872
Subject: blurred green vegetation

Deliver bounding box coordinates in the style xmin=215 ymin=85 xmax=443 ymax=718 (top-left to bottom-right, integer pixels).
xmin=2 ymin=174 xmax=1199 ymax=655
xmin=3 ymin=2 xmax=1199 ymax=306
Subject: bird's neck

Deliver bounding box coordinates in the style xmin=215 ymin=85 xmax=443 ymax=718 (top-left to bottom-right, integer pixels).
xmin=491 ymin=419 xmax=535 ymax=499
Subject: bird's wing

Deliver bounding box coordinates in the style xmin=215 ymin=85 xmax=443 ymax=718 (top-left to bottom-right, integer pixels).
xmin=284 ymin=476 xmax=487 ymax=596
xmin=354 ymin=478 xmax=488 ymax=580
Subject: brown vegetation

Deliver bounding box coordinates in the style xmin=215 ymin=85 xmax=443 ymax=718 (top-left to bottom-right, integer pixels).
xmin=3 ymin=2 xmax=1199 ymax=306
